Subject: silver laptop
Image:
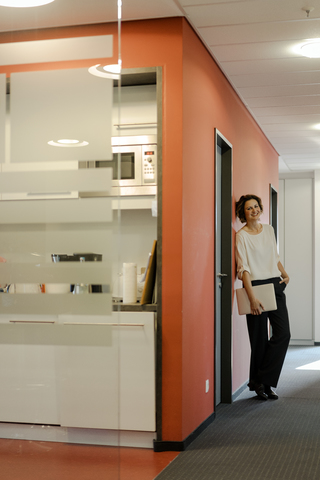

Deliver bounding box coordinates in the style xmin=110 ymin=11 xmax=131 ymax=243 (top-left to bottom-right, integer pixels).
xmin=236 ymin=283 xmax=277 ymax=316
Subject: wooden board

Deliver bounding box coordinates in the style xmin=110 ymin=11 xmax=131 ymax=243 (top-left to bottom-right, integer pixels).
xmin=140 ymin=240 xmax=157 ymax=305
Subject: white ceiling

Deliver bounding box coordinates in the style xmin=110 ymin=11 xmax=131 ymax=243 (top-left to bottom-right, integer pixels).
xmin=2 ymin=0 xmax=320 ymax=173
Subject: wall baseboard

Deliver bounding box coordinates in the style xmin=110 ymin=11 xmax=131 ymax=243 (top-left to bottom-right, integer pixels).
xmin=153 ymin=412 xmax=215 ymax=452
xmin=0 ymin=423 xmax=156 ymax=448
xmin=232 ymin=381 xmax=248 ymax=402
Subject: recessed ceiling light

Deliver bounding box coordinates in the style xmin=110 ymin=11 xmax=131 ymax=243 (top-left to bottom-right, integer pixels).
xmin=48 ymin=139 xmax=89 ymax=147
xmin=103 ymin=64 xmax=121 ymax=74
xmin=300 ymin=41 xmax=320 ymax=58
xmin=89 ymin=61 xmax=121 ymax=80
xmin=0 ymin=0 xmax=54 ymax=6
xmin=58 ymin=139 xmax=79 ymax=145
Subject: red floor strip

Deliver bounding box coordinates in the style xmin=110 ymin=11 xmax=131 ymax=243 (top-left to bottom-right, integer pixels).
xmin=0 ymin=439 xmax=179 ymax=480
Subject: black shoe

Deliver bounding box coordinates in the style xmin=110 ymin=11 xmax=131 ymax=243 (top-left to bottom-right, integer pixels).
xmin=264 ymin=386 xmax=278 ymax=400
xmin=247 ymin=381 xmax=255 ymax=391
xmin=254 ymin=383 xmax=268 ymax=401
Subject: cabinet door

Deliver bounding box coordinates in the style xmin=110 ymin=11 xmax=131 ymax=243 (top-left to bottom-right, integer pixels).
xmin=58 ymin=312 xmax=155 ymax=431
xmin=58 ymin=317 xmax=117 ymax=429
xmin=119 ymin=312 xmax=155 ymax=431
xmin=0 ymin=320 xmax=59 ymax=425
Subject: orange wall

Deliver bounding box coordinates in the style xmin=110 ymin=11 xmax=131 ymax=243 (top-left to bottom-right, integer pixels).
xmin=123 ymin=19 xmax=186 ymax=443
xmin=181 ymin=20 xmax=279 ymax=438
xmin=1 ymin=17 xmax=279 ymax=444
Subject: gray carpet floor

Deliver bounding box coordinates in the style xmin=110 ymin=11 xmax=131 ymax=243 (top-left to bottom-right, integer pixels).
xmin=156 ymin=346 xmax=320 ymax=480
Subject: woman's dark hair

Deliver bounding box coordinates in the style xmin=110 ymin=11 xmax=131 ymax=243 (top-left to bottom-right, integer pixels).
xmin=235 ymin=194 xmax=263 ymax=223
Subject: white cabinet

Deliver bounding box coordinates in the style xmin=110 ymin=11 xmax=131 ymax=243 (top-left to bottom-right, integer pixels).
xmin=118 ymin=312 xmax=156 ymax=431
xmin=0 ymin=317 xmax=60 ymax=425
xmin=0 ymin=311 xmax=156 ymax=432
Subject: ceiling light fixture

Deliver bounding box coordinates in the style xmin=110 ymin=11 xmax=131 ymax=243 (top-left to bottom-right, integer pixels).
xmin=0 ymin=0 xmax=54 ymax=7
xmin=300 ymin=40 xmax=320 ymax=58
xmin=48 ymin=139 xmax=89 ymax=147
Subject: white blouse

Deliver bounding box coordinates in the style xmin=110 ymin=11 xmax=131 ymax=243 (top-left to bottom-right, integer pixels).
xmin=235 ymin=224 xmax=281 ymax=281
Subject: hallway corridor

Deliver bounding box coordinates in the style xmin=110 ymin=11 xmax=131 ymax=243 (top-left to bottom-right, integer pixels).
xmin=156 ymin=345 xmax=320 ymax=479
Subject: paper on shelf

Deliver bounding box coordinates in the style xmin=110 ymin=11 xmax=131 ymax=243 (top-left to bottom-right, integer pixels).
xmin=123 ymin=263 xmax=137 ymax=303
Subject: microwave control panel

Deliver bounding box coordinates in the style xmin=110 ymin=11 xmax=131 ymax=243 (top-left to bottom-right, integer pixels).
xmin=142 ymin=145 xmax=157 ymax=185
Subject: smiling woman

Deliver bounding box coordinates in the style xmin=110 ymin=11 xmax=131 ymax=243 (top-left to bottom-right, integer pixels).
xmin=0 ymin=0 xmax=54 ymax=6
xmin=235 ymin=194 xmax=291 ymax=401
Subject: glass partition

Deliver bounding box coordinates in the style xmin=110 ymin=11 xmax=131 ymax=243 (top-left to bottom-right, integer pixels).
xmin=0 ymin=4 xmax=159 ymax=478
xmin=0 ymin=23 xmax=121 ymax=480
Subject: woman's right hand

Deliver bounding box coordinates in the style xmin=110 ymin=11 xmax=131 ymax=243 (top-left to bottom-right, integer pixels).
xmin=250 ymin=297 xmax=265 ymax=315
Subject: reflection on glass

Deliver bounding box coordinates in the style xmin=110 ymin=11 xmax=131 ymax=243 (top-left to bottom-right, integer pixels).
xmin=97 ymin=152 xmax=135 ymax=180
xmin=10 ymin=69 xmax=113 ymax=163
xmin=0 ymin=15 xmax=124 ymax=476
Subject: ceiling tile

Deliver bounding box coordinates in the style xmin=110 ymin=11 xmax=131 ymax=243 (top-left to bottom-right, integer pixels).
xmin=251 ymin=105 xmax=320 ymax=117
xmin=184 ymin=0 xmax=316 ymax=27
xmin=210 ymin=40 xmax=309 ymax=62
xmin=199 ymin=19 xmax=320 ymax=46
xmin=237 ymin=84 xmax=320 ymax=98
xmin=258 ymin=114 xmax=320 ymax=125
xmin=262 ymin=122 xmax=320 ymax=131
xmin=219 ymin=57 xmax=320 ymax=76
xmin=230 ymin=71 xmax=320 ymax=88
xmin=246 ymin=96 xmax=320 ymax=108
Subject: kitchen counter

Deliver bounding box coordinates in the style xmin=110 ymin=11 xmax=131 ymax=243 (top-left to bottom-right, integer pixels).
xmin=112 ymin=302 xmax=157 ymax=312
xmin=0 ymin=310 xmax=157 ymax=446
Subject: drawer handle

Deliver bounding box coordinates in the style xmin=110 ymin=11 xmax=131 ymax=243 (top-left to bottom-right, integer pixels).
xmin=9 ymin=320 xmax=56 ymax=324
xmin=63 ymin=322 xmax=144 ymax=327
xmin=27 ymin=192 xmax=72 ymax=196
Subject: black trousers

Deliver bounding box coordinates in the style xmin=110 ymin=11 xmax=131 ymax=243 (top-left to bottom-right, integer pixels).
xmin=246 ymin=277 xmax=291 ymax=388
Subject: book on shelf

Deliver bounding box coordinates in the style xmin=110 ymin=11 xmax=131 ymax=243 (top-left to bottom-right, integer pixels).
xmin=141 ymin=240 xmax=157 ymax=305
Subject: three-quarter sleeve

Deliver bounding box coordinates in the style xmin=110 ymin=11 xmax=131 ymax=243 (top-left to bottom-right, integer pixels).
xmin=235 ymin=233 xmax=251 ymax=280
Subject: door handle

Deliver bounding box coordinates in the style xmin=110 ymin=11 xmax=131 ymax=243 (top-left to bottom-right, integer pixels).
xmin=217 ymin=273 xmax=227 ymax=278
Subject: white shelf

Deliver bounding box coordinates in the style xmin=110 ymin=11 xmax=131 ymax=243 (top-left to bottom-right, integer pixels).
xmin=112 ymin=197 xmax=155 ymax=210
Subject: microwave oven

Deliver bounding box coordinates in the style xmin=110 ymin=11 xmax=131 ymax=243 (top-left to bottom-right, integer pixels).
xmin=79 ymin=135 xmax=157 ymax=197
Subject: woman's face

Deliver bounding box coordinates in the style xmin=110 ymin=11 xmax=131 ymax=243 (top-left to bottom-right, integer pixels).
xmin=244 ymin=198 xmax=261 ymax=223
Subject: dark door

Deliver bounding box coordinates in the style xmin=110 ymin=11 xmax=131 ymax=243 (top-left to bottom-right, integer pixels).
xmin=214 ymin=129 xmax=233 ymax=406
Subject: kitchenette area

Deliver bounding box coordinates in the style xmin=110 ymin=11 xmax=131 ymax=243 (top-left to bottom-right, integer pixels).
xmin=0 ymin=36 xmax=160 ymax=449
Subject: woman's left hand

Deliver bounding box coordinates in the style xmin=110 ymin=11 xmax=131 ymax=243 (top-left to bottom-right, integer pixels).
xmin=279 ymin=276 xmax=289 ymax=285
xmin=277 ymin=262 xmax=289 ymax=286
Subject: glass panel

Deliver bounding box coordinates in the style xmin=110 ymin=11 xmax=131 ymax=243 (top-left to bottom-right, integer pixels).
xmin=10 ymin=69 xmax=112 ymax=163
xmin=96 ymin=152 xmax=136 ymax=180
xmin=0 ymin=35 xmax=113 ymax=66
xmin=0 ymin=169 xmax=112 ymax=194
xmin=0 ymin=74 xmax=5 ymax=164
xmin=0 ymin=14 xmax=121 ymax=479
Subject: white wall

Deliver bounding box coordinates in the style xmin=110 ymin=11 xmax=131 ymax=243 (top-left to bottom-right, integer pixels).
xmin=314 ymin=170 xmax=320 ymax=342
xmin=112 ymin=85 xmax=157 ymax=137
xmin=279 ymin=175 xmax=313 ymax=343
xmin=110 ymin=208 xmax=157 ymax=290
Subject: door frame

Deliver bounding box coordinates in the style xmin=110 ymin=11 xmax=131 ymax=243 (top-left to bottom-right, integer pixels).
xmin=214 ymin=128 xmax=233 ymax=405
xmin=269 ymin=184 xmax=278 ymax=240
